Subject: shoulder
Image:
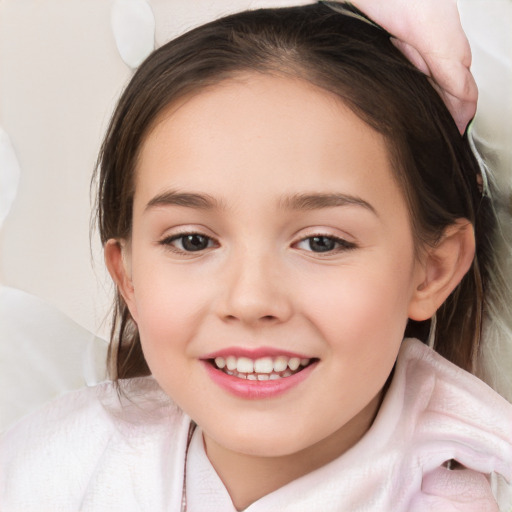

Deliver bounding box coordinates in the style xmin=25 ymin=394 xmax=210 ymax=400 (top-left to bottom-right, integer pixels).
xmin=0 ymin=377 xmax=189 ymax=511
xmin=1 ymin=376 xmax=181 ymax=452
xmin=389 ymin=339 xmax=512 ymax=510
xmin=396 ymin=338 xmax=512 ymax=443
xmin=1 ymin=378 xmax=121 ymax=463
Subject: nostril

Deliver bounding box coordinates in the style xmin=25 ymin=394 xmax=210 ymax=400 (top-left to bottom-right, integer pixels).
xmin=223 ymin=314 xmax=278 ymax=323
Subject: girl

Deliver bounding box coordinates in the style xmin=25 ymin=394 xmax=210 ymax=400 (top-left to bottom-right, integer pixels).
xmin=2 ymin=2 xmax=511 ymax=510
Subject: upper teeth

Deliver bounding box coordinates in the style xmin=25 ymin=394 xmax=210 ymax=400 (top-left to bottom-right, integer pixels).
xmin=214 ymin=355 xmax=310 ymax=374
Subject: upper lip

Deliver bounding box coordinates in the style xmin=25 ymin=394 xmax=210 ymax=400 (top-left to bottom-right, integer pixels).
xmin=201 ymin=346 xmax=314 ymax=360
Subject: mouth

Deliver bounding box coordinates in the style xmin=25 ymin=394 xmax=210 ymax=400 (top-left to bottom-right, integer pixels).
xmin=207 ymin=355 xmax=318 ymax=381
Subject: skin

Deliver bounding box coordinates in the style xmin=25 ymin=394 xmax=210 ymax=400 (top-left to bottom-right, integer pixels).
xmin=106 ymin=73 xmax=475 ymax=510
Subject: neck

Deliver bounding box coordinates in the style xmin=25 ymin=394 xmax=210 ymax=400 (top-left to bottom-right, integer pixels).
xmin=203 ymin=392 xmax=382 ymax=511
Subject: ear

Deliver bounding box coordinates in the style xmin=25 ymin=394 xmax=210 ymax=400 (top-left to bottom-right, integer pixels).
xmin=408 ymin=219 xmax=475 ymax=321
xmin=104 ymin=238 xmax=138 ymax=322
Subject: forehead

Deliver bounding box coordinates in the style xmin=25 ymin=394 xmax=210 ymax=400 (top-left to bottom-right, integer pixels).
xmin=134 ymin=73 xmax=404 ymax=216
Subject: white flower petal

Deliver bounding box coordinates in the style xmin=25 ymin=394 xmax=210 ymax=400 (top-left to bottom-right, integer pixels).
xmin=0 ymin=127 xmax=21 ymax=229
xmin=111 ymin=0 xmax=155 ymax=69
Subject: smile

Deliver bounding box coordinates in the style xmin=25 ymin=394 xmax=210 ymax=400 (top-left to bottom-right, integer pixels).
xmin=212 ymin=355 xmax=312 ymax=380
xmin=202 ymin=351 xmax=319 ymax=399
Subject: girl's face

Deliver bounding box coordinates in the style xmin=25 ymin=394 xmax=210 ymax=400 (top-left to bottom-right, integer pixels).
xmin=118 ymin=74 xmax=426 ymax=462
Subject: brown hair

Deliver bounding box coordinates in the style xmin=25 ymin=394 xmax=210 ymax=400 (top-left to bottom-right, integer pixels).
xmin=94 ymin=2 xmax=495 ymax=379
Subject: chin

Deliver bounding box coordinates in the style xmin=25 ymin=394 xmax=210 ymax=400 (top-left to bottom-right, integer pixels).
xmin=204 ymin=418 xmax=325 ymax=459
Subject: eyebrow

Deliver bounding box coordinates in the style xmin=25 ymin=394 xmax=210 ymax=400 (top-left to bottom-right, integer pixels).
xmin=280 ymin=193 xmax=378 ymax=216
xmin=145 ymin=190 xmax=224 ymax=211
xmin=144 ymin=190 xmax=377 ymax=216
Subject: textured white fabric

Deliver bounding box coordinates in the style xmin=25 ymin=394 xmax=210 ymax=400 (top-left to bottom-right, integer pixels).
xmin=1 ymin=377 xmax=190 ymax=511
xmin=1 ymin=339 xmax=511 ymax=511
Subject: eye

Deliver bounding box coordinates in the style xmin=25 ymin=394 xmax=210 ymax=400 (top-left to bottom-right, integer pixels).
xmin=160 ymin=233 xmax=216 ymax=253
xmin=295 ymin=235 xmax=355 ymax=253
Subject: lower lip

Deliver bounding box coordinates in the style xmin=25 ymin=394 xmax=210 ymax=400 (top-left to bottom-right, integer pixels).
xmin=202 ymin=360 xmax=318 ymax=399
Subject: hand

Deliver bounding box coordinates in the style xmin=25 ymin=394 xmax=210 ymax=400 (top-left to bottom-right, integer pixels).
xmin=350 ymin=0 xmax=478 ymax=134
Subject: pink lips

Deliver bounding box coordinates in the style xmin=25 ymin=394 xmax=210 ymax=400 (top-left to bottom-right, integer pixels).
xmin=201 ymin=347 xmax=318 ymax=400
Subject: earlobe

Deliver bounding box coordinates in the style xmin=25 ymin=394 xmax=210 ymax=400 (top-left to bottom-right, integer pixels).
xmin=104 ymin=239 xmax=138 ymax=321
xmin=408 ymin=219 xmax=475 ymax=321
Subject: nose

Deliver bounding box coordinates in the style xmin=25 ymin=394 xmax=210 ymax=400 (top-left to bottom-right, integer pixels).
xmin=217 ymin=249 xmax=293 ymax=326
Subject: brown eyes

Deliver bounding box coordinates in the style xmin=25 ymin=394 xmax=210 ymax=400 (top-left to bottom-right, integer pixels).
xmin=178 ymin=234 xmax=212 ymax=251
xmin=295 ymin=235 xmax=355 ymax=253
xmin=160 ymin=232 xmax=355 ymax=255
xmin=160 ymin=233 xmax=216 ymax=252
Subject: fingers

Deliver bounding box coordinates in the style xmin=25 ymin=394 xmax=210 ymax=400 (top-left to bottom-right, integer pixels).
xmin=430 ymin=64 xmax=478 ymax=134
xmin=392 ymin=38 xmax=478 ymax=133
xmin=350 ymin=0 xmax=478 ymax=134
xmin=390 ymin=38 xmax=429 ymax=75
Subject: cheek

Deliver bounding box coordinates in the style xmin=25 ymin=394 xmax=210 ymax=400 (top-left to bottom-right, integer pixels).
xmin=300 ymin=257 xmax=415 ymax=356
xmin=302 ymin=267 xmax=411 ymax=417
xmin=307 ymin=269 xmax=409 ymax=338
xmin=130 ymin=264 xmax=210 ymax=361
